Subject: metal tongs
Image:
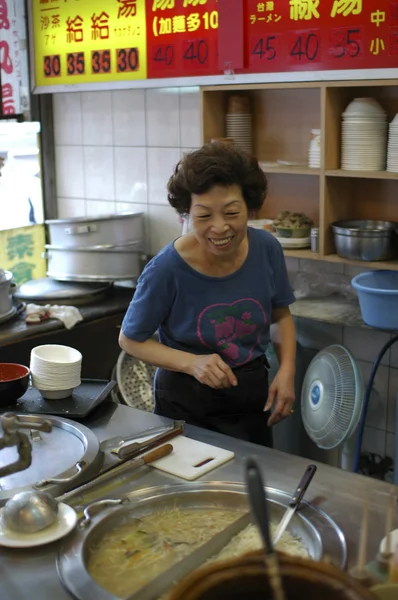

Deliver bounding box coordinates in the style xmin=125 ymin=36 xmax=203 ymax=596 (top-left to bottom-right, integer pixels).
xmin=113 ymin=420 xmax=185 ymax=460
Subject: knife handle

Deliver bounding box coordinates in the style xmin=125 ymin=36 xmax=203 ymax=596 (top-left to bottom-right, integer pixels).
xmin=289 ymin=464 xmax=317 ymax=508
xmin=143 ymin=443 xmax=173 ymax=464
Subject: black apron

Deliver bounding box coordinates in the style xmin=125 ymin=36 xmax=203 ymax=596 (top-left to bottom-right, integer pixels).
xmin=154 ymin=355 xmax=272 ymax=447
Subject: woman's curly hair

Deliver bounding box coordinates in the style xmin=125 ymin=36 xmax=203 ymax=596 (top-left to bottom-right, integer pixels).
xmin=167 ymin=143 xmax=267 ymax=216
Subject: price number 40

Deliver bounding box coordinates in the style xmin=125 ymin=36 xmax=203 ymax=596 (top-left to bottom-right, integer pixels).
xmin=183 ymin=40 xmax=209 ymax=66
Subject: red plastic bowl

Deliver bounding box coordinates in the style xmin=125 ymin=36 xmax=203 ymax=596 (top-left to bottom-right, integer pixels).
xmin=0 ymin=363 xmax=30 ymax=407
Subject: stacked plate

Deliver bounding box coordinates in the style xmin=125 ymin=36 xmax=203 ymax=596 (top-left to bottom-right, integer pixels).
xmin=30 ymin=344 xmax=82 ymax=400
xmin=387 ymin=114 xmax=398 ymax=173
xmin=308 ymin=129 xmax=321 ymax=168
xmin=274 ymin=235 xmax=311 ymax=250
xmin=226 ymin=113 xmax=252 ymax=153
xmin=341 ymin=98 xmax=388 ymax=171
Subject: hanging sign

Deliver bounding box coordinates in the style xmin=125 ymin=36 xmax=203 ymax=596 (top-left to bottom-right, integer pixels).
xmin=31 ymin=0 xmax=147 ymax=86
xmin=145 ymin=0 xmax=219 ymax=79
xmin=242 ymin=0 xmax=398 ymax=74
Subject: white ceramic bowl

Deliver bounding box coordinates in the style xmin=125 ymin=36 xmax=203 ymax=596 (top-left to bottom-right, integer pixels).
xmin=38 ymin=388 xmax=75 ymax=400
xmin=30 ymin=345 xmax=82 ymax=365
xmin=343 ymin=97 xmax=386 ymax=118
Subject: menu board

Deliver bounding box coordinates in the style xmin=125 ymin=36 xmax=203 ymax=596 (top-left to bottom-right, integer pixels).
xmin=242 ymin=0 xmax=398 ymax=73
xmin=30 ymin=0 xmax=397 ymax=89
xmin=145 ymin=0 xmax=219 ymax=78
xmin=31 ymin=0 xmax=147 ymax=86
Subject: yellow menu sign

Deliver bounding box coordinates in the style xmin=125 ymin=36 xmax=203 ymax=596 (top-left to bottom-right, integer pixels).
xmin=31 ymin=0 xmax=147 ymax=86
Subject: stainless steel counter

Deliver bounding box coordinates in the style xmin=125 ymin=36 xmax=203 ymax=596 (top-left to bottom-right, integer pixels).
xmin=1 ymin=404 xmax=397 ymax=600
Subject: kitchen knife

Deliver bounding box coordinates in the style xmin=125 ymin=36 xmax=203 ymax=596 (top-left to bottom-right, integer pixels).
xmin=58 ymin=443 xmax=174 ymax=503
xmin=272 ymin=463 xmax=317 ymax=546
xmin=126 ymin=511 xmax=252 ymax=600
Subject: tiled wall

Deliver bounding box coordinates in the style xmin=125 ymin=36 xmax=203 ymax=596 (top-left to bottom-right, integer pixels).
xmin=53 ymin=87 xmax=201 ymax=256
xmin=53 ymin=87 xmax=397 ymax=466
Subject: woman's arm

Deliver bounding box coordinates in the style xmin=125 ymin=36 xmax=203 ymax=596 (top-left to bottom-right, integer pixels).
xmin=264 ymin=306 xmax=296 ymax=425
xmin=119 ymin=333 xmax=237 ymax=389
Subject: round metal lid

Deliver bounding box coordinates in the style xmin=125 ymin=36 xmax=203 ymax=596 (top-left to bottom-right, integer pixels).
xmin=0 ymin=414 xmax=102 ymax=504
xmin=14 ymin=278 xmax=111 ymax=302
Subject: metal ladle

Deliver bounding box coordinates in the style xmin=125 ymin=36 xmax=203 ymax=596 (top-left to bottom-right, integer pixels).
xmin=245 ymin=457 xmax=287 ymax=600
xmin=3 ymin=490 xmax=59 ymax=533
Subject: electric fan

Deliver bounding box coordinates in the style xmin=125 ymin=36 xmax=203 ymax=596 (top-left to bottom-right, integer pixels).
xmin=301 ymin=344 xmax=364 ymax=471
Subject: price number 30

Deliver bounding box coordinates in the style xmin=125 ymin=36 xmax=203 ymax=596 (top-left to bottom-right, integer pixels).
xmin=43 ymin=54 xmax=61 ymax=78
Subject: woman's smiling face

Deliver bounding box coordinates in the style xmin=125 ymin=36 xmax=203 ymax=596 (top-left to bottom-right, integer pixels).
xmin=190 ymin=185 xmax=248 ymax=257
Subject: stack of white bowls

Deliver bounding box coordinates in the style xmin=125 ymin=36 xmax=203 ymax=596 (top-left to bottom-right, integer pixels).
xmin=308 ymin=129 xmax=321 ymax=168
xmin=341 ymin=98 xmax=388 ymax=171
xmin=225 ymin=95 xmax=252 ymax=154
xmin=30 ymin=344 xmax=82 ymax=400
xmin=387 ymin=114 xmax=398 ymax=173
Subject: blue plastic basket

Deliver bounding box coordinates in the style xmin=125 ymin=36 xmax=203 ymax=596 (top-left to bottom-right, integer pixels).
xmin=351 ymin=270 xmax=398 ymax=331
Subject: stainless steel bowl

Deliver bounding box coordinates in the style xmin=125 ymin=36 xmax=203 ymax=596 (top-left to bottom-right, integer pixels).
xmin=331 ymin=220 xmax=398 ymax=261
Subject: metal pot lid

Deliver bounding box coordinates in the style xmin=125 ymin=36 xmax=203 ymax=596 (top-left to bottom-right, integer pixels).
xmin=14 ymin=278 xmax=111 ymax=301
xmin=45 ymin=212 xmax=144 ymax=225
xmin=0 ymin=414 xmax=102 ymax=504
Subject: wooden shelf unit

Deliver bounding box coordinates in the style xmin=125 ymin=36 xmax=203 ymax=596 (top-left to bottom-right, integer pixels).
xmin=201 ymin=80 xmax=398 ymax=270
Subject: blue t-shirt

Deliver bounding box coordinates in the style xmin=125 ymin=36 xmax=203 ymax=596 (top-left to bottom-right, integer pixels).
xmin=122 ymin=228 xmax=295 ymax=367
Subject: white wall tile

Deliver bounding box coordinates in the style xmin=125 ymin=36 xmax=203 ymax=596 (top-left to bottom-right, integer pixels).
xmin=112 ymin=90 xmax=146 ymax=146
xmin=83 ymin=146 xmax=115 ymax=200
xmin=114 ymin=147 xmax=147 ymax=203
xmin=148 ymin=204 xmax=181 ymax=255
xmin=85 ymin=200 xmax=116 ymax=216
xmin=55 ymin=146 xmax=84 ymax=199
xmin=362 ymin=426 xmax=386 ymax=457
xmin=116 ymin=202 xmax=147 ymax=214
xmin=390 ymin=335 xmax=398 ymax=368
xmin=179 ymin=87 xmax=201 ymax=148
xmin=147 ymin=147 xmax=180 ymax=205
xmin=82 ymin=91 xmax=113 ymax=146
xmin=146 ymin=88 xmax=180 ymax=147
xmin=387 ymin=368 xmax=398 ymax=433
xmin=57 ymin=198 xmax=86 ymax=219
xmin=296 ymin=318 xmax=343 ymax=351
xmin=53 ymin=93 xmax=82 ymax=146
xmin=343 ymin=327 xmax=391 ymax=366
xmin=357 ymin=360 xmax=389 ymax=431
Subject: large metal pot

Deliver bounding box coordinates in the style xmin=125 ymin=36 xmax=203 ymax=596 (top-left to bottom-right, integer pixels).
xmin=57 ymin=482 xmax=347 ymax=600
xmin=45 ymin=242 xmax=145 ymax=282
xmin=45 ymin=212 xmax=145 ymax=249
xmin=0 ymin=270 xmax=14 ymax=318
xmin=332 ymin=220 xmax=398 ymax=261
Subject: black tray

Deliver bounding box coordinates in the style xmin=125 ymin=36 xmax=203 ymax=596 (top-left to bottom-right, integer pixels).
xmin=0 ymin=379 xmax=116 ymax=418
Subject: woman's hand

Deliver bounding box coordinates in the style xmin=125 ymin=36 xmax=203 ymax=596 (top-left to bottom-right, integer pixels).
xmin=187 ymin=354 xmax=238 ymax=389
xmin=264 ymin=368 xmax=295 ymax=426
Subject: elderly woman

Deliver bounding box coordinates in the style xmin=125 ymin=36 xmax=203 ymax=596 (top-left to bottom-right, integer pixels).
xmin=119 ymin=143 xmax=296 ymax=447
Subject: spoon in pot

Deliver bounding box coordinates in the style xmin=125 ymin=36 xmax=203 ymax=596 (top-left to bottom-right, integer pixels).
xmin=245 ymin=457 xmax=287 ymax=600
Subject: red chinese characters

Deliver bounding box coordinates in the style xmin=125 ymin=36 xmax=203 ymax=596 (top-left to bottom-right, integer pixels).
xmin=0 ymin=0 xmax=10 ymax=29
xmin=0 ymin=40 xmax=13 ymax=74
xmin=146 ymin=0 xmax=218 ymax=78
xmin=1 ymin=82 xmax=15 ymax=114
xmin=242 ymin=0 xmax=396 ymax=75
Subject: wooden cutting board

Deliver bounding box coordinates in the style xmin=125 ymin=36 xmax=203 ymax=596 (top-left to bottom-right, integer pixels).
xmin=151 ymin=436 xmax=235 ymax=481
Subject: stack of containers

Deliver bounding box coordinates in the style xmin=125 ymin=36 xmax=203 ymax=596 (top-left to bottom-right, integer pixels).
xmin=340 ymin=98 xmax=387 ymax=171
xmin=308 ymin=129 xmax=321 ymax=168
xmin=44 ymin=212 xmax=146 ymax=283
xmin=225 ymin=95 xmax=253 ymax=154
xmin=387 ymin=114 xmax=398 ymax=173
xmin=30 ymin=344 xmax=82 ymax=399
